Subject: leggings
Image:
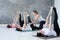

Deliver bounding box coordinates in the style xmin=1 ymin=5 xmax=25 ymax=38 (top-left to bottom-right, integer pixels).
xmin=53 ymin=7 xmax=60 ymax=36
xmin=19 ymin=14 xmax=31 ymax=27
xmin=26 ymin=14 xmax=45 ymax=30
xmin=19 ymin=14 xmax=24 ymax=27
xmin=18 ymin=14 xmax=45 ymax=31
xmin=37 ymin=7 xmax=60 ymax=37
xmin=16 ymin=14 xmax=24 ymax=31
xmin=30 ymin=21 xmax=45 ymax=31
xmin=16 ymin=14 xmax=31 ymax=31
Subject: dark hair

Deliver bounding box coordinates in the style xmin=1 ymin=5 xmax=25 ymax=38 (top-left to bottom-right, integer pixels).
xmin=37 ymin=33 xmax=43 ymax=37
xmin=33 ymin=10 xmax=38 ymax=14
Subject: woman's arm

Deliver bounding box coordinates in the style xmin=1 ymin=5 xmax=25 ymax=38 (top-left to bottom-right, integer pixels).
xmin=32 ymin=15 xmax=39 ymax=23
xmin=49 ymin=16 xmax=52 ymax=31
xmin=46 ymin=7 xmax=53 ymax=20
xmin=11 ymin=10 xmax=20 ymax=27
xmin=12 ymin=10 xmax=20 ymax=24
xmin=44 ymin=7 xmax=53 ymax=28
xmin=23 ymin=13 xmax=27 ymax=29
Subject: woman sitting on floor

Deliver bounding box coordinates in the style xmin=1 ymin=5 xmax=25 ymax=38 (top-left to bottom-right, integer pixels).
xmin=29 ymin=10 xmax=45 ymax=30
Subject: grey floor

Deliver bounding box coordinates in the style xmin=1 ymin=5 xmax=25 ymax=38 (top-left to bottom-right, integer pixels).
xmin=0 ymin=24 xmax=60 ymax=40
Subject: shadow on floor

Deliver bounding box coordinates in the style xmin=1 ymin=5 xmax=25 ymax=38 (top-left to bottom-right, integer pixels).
xmin=33 ymin=35 xmax=60 ymax=39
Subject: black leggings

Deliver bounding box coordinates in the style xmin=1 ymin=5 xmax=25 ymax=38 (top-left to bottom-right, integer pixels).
xmin=19 ymin=14 xmax=24 ymax=27
xmin=53 ymin=7 xmax=60 ymax=36
xmin=37 ymin=7 xmax=60 ymax=37
xmin=37 ymin=7 xmax=60 ymax=36
xmin=17 ymin=14 xmax=45 ymax=31
xmin=27 ymin=14 xmax=45 ymax=30
xmin=25 ymin=14 xmax=45 ymax=30
xmin=30 ymin=21 xmax=45 ymax=31
xmin=16 ymin=14 xmax=31 ymax=31
xmin=19 ymin=14 xmax=31 ymax=27
xmin=16 ymin=14 xmax=24 ymax=31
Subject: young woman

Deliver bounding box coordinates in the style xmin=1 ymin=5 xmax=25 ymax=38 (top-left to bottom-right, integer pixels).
xmin=7 ymin=10 xmax=20 ymax=28
xmin=37 ymin=7 xmax=60 ymax=37
xmin=16 ymin=12 xmax=32 ymax=31
xmin=29 ymin=10 xmax=45 ymax=30
xmin=7 ymin=11 xmax=32 ymax=31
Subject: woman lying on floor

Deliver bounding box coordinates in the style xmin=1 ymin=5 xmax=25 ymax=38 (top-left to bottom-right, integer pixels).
xmin=16 ymin=12 xmax=32 ymax=31
xmin=7 ymin=10 xmax=21 ymax=28
xmin=37 ymin=7 xmax=60 ymax=37
xmin=7 ymin=11 xmax=32 ymax=31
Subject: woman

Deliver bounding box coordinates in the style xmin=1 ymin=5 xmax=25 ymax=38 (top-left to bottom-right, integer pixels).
xmin=7 ymin=11 xmax=32 ymax=31
xmin=30 ymin=10 xmax=45 ymax=30
xmin=16 ymin=12 xmax=32 ymax=31
xmin=37 ymin=7 xmax=60 ymax=37
xmin=37 ymin=16 xmax=57 ymax=36
xmin=7 ymin=10 xmax=20 ymax=28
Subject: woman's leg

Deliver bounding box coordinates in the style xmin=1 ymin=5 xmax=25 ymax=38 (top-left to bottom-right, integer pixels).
xmin=16 ymin=14 xmax=24 ymax=31
xmin=30 ymin=24 xmax=40 ymax=30
xmin=27 ymin=16 xmax=45 ymax=30
xmin=39 ymin=21 xmax=45 ymax=30
xmin=27 ymin=15 xmax=45 ymax=30
xmin=53 ymin=7 xmax=60 ymax=36
xmin=19 ymin=14 xmax=24 ymax=27
xmin=16 ymin=13 xmax=27 ymax=31
xmin=27 ymin=16 xmax=32 ymax=23
xmin=25 ymin=13 xmax=39 ymax=30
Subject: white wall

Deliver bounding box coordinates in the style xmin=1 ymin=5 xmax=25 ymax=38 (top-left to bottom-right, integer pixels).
xmin=55 ymin=0 xmax=60 ymax=28
xmin=0 ymin=0 xmax=54 ymax=24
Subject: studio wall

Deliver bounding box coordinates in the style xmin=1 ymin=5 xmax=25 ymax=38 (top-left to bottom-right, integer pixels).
xmin=55 ymin=0 xmax=60 ymax=28
xmin=0 ymin=0 xmax=54 ymax=24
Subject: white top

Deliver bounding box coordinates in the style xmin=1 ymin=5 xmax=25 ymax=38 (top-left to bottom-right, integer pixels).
xmin=38 ymin=16 xmax=45 ymax=22
xmin=22 ymin=24 xmax=32 ymax=30
xmin=42 ymin=24 xmax=57 ymax=36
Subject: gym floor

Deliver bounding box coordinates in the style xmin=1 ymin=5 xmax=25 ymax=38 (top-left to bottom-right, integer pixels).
xmin=0 ymin=24 xmax=60 ymax=40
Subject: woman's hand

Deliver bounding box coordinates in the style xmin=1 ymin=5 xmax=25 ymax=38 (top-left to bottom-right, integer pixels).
xmin=32 ymin=20 xmax=36 ymax=24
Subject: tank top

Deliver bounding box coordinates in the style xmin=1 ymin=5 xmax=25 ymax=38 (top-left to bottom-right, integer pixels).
xmin=38 ymin=16 xmax=45 ymax=22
